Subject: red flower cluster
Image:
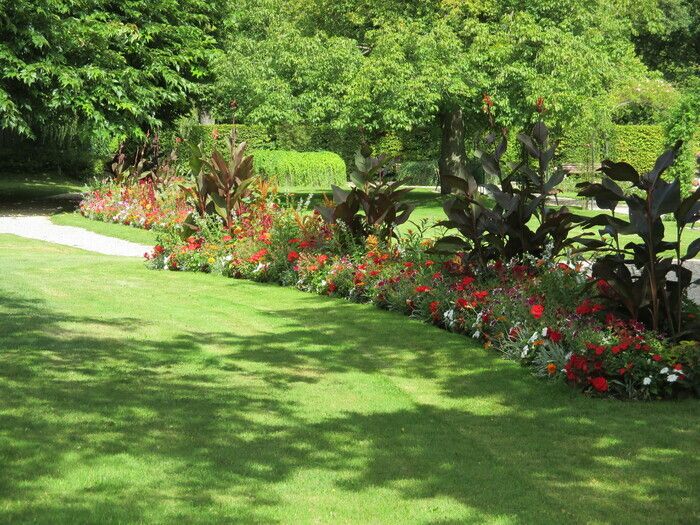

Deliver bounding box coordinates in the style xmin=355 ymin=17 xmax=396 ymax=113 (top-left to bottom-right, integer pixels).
xmin=530 ymin=304 xmax=545 ymax=319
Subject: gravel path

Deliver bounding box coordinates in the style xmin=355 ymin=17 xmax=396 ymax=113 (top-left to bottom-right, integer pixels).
xmin=0 ymin=215 xmax=151 ymax=257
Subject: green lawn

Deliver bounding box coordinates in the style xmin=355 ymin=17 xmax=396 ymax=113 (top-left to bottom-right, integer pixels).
xmin=1 ymin=234 xmax=698 ymax=523
xmin=50 ymin=212 xmax=158 ymax=245
xmin=0 ymin=172 xmax=83 ymax=203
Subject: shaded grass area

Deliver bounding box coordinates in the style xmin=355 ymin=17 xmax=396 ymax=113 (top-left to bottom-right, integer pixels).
xmin=0 ymin=235 xmax=698 ymax=523
xmin=0 ymin=172 xmax=83 ymax=203
xmin=50 ymin=212 xmax=158 ymax=245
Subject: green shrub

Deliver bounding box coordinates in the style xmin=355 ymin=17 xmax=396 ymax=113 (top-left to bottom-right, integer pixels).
xmin=163 ymin=124 xmax=274 ymax=156
xmin=253 ymin=150 xmax=346 ymax=187
xmin=397 ymin=160 xmax=438 ymax=186
xmin=557 ymin=124 xmax=698 ymax=177
xmin=610 ymin=125 xmax=665 ymax=173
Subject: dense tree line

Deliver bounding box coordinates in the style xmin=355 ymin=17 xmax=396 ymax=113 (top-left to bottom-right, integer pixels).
xmin=0 ymin=0 xmax=697 ymax=185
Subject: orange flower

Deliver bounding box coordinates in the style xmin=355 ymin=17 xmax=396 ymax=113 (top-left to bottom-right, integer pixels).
xmin=546 ymin=363 xmax=557 ymax=375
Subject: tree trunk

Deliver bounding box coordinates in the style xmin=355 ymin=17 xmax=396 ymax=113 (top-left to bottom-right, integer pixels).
xmin=438 ymin=105 xmax=469 ymax=195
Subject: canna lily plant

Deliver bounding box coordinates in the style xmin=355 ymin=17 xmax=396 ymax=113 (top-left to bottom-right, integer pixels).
xmin=577 ymin=141 xmax=700 ymax=337
xmin=205 ymin=129 xmax=256 ymax=232
xmin=316 ymin=150 xmax=415 ymax=242
xmin=432 ymin=119 xmax=601 ymax=268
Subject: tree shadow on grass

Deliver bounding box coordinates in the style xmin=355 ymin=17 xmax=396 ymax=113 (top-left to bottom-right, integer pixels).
xmin=0 ymin=286 xmax=698 ymax=523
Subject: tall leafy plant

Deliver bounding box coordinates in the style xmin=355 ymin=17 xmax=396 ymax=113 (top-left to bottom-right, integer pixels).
xmin=577 ymin=142 xmax=699 ymax=337
xmin=316 ymin=151 xmax=415 ymax=241
xmin=205 ymin=130 xmax=256 ymax=232
xmin=433 ymin=120 xmax=599 ymax=266
xmin=180 ymin=142 xmax=215 ymax=217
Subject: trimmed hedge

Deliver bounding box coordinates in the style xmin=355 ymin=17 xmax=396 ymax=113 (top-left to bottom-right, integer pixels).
xmin=610 ymin=125 xmax=666 ymax=173
xmin=253 ymin=150 xmax=346 ymax=187
xmin=397 ymin=160 xmax=438 ymax=186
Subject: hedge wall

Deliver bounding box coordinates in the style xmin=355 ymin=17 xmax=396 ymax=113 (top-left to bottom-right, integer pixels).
xmin=558 ymin=124 xmax=698 ymax=174
xmin=610 ymin=125 xmax=666 ymax=173
xmin=254 ymin=150 xmax=346 ymax=187
xmin=172 ymin=123 xmax=697 ymax=187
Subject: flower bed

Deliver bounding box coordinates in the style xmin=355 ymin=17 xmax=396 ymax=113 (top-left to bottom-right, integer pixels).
xmin=80 ymin=178 xmax=192 ymax=229
xmin=79 ymin=184 xmax=694 ymax=400
xmin=80 ymin=123 xmax=699 ymax=400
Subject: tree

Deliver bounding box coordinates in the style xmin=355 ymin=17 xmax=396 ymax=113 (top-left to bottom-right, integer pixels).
xmin=0 ymin=0 xmax=220 ymax=138
xmin=215 ymin=0 xmax=660 ymax=193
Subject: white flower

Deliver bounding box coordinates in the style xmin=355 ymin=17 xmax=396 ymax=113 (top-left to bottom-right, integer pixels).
xmin=642 ymin=376 xmax=652 ymax=386
xmin=521 ymin=345 xmax=529 ymax=358
xmin=541 ymin=327 xmax=548 ymax=337
xmin=660 ymin=367 xmax=669 ymax=374
xmin=667 ymin=374 xmax=678 ymax=383
xmin=472 ymin=330 xmax=480 ymax=339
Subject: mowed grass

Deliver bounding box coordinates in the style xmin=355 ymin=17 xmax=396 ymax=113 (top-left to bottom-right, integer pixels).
xmin=0 ymin=172 xmax=83 ymax=203
xmin=0 ymin=234 xmax=698 ymax=524
xmin=50 ymin=212 xmax=158 ymax=245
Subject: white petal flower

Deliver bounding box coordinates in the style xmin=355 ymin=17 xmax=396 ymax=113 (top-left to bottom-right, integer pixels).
xmin=521 ymin=345 xmax=529 ymax=358
xmin=667 ymin=374 xmax=678 ymax=383
xmin=472 ymin=331 xmax=480 ymax=339
xmin=660 ymin=367 xmax=669 ymax=374
xmin=642 ymin=377 xmax=652 ymax=386
xmin=541 ymin=327 xmax=548 ymax=337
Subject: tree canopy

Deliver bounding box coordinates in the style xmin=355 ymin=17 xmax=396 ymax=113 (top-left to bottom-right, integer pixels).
xmin=212 ymin=0 xmax=674 ymax=188
xmin=0 ymin=0 xmax=219 ymax=138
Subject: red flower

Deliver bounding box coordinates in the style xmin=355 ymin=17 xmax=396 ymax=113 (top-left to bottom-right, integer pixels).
xmin=432 ymin=272 xmax=443 ymax=280
xmin=429 ymin=301 xmax=439 ymax=314
xmin=473 ymin=290 xmax=489 ymax=300
xmin=596 ymin=279 xmax=612 ymax=295
xmin=589 ymin=376 xmax=608 ymax=393
xmin=652 ymin=354 xmax=662 ymax=362
xmin=287 ymin=251 xmax=300 ymax=262
xmin=299 ymin=240 xmax=312 ymax=249
xmin=535 ymin=96 xmax=545 ymax=114
xmin=316 ymin=254 xmax=329 ymax=265
xmin=425 ymin=260 xmax=435 ymax=267
xmin=586 ymin=342 xmax=605 ymax=356
xmin=530 ymin=304 xmax=545 ymax=319
xmin=455 ymin=276 xmax=475 ymax=291
xmin=456 ymin=298 xmax=469 ymax=309
xmin=327 ymin=282 xmax=336 ymax=293
xmin=249 ymin=248 xmax=268 ymax=263
xmin=288 ymin=238 xmax=300 ymax=244
xmin=222 ymin=235 xmax=232 ymax=242
xmin=673 ymin=363 xmax=683 ymax=370
xmin=415 ymin=285 xmax=432 ymax=293
xmin=403 ymin=262 xmax=414 ymax=268
xmin=576 ymin=300 xmax=592 ymax=316
xmin=548 ymin=329 xmax=563 ymax=343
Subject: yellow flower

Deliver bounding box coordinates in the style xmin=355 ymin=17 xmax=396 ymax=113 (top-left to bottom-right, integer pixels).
xmin=208 ymin=257 xmax=215 ymax=264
